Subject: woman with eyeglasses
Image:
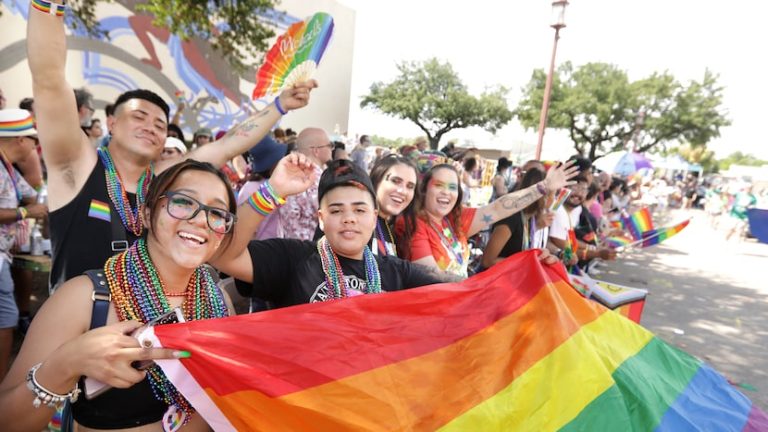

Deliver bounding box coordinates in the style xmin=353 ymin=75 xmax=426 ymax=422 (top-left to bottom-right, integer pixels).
xmin=404 ymin=161 xmax=578 ymax=277
xmin=0 ymin=156 xmax=313 ymax=431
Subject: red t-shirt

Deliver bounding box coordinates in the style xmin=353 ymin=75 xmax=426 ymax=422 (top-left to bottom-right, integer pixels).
xmin=408 ymin=208 xmax=477 ymax=277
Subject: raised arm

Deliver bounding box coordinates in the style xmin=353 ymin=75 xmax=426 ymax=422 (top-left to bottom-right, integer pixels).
xmin=210 ymin=153 xmax=316 ymax=279
xmin=27 ymin=3 xmax=96 ymax=210
xmin=467 ymin=161 xmax=579 ymax=236
xmin=164 ymin=81 xmax=317 ymax=172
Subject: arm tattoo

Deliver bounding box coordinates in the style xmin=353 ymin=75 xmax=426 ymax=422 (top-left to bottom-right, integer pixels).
xmin=498 ymin=188 xmax=540 ymax=213
xmin=225 ymin=109 xmax=270 ymax=138
xmin=414 ymin=263 xmax=466 ymax=283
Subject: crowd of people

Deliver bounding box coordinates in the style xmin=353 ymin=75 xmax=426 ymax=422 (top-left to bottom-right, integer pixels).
xmin=0 ymin=5 xmax=763 ymax=432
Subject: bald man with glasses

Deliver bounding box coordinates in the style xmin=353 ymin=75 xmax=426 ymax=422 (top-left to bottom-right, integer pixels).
xmin=276 ymin=128 xmax=332 ymax=240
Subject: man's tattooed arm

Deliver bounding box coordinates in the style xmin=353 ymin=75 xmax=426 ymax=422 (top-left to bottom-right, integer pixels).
xmin=413 ymin=262 xmax=466 ymax=284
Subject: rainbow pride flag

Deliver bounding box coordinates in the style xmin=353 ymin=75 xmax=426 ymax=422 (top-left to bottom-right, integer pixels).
xmin=145 ymin=252 xmax=766 ymax=431
xmin=604 ymin=235 xmax=633 ymax=248
xmin=622 ymin=207 xmax=654 ymax=240
xmin=640 ymin=219 xmax=690 ymax=247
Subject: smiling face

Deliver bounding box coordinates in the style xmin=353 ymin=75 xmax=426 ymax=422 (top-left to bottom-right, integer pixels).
xmin=565 ymin=181 xmax=588 ymax=209
xmin=423 ymin=167 xmax=460 ymax=220
xmin=110 ymin=98 xmax=168 ymax=162
xmin=147 ymin=169 xmax=231 ymax=270
xmin=318 ymin=186 xmax=378 ymax=260
xmin=376 ymin=163 xmax=417 ymax=219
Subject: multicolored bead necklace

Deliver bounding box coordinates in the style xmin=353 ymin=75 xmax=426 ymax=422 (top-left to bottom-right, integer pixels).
xmin=97 ymin=146 xmax=153 ymax=236
xmin=317 ymin=236 xmax=381 ymax=299
xmin=375 ymin=217 xmax=397 ymax=256
xmin=105 ymin=238 xmax=228 ymax=425
xmin=429 ymin=217 xmax=466 ymax=266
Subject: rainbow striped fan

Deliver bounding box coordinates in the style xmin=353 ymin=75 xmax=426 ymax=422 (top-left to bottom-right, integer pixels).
xmin=252 ymin=12 xmax=335 ymax=99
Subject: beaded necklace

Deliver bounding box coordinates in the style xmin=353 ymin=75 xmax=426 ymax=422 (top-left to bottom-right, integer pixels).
xmin=428 ymin=217 xmax=466 ymax=266
xmin=97 ymin=146 xmax=153 ymax=236
xmin=0 ymin=149 xmax=22 ymax=202
xmin=105 ymin=238 xmax=228 ymax=426
xmin=375 ymin=217 xmax=397 ymax=256
xmin=317 ymin=236 xmax=381 ymax=299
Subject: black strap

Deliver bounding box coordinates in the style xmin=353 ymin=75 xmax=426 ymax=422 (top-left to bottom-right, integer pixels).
xmin=109 ymin=201 xmax=129 ymax=253
xmin=84 ymin=269 xmax=110 ymax=330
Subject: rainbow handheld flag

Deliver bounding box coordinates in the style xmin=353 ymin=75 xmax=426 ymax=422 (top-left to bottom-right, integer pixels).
xmin=621 ymin=207 xmax=654 ymax=240
xmin=604 ymin=235 xmax=633 ymax=249
xmin=640 ymin=219 xmax=690 ymax=247
xmin=145 ymin=252 xmax=766 ymax=431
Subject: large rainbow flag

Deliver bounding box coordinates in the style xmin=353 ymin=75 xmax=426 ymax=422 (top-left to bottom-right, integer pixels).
xmin=145 ymin=251 xmax=766 ymax=431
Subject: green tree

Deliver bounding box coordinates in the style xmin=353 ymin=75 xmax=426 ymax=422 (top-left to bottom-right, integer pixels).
xmin=718 ymin=151 xmax=767 ymax=171
xmin=6 ymin=0 xmax=278 ymax=72
xmin=361 ymin=58 xmax=513 ymax=150
xmin=667 ymin=144 xmax=718 ymax=173
xmin=516 ymin=62 xmax=730 ymax=161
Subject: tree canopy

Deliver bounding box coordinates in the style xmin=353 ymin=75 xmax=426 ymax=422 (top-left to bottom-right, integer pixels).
xmin=717 ymin=151 xmax=767 ymax=171
xmin=12 ymin=0 xmax=279 ymax=72
xmin=361 ymin=58 xmax=513 ymax=150
xmin=516 ymin=62 xmax=730 ymax=161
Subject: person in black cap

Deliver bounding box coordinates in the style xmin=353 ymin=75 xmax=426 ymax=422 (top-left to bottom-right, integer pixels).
xmin=213 ymin=159 xmax=459 ymax=309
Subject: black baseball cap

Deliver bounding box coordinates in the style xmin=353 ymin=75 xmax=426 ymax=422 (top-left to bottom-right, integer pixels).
xmin=318 ymin=159 xmax=377 ymax=208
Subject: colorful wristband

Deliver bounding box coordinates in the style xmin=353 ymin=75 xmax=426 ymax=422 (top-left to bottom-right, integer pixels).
xmin=273 ymin=96 xmax=287 ymax=116
xmin=17 ymin=207 xmax=28 ymax=221
xmin=31 ymin=0 xmax=66 ymax=16
xmin=247 ymin=181 xmax=286 ymax=216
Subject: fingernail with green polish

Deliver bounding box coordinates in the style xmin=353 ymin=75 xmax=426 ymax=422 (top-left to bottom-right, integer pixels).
xmin=174 ymin=350 xmax=192 ymax=359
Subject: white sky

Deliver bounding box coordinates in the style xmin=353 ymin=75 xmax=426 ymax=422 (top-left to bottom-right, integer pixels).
xmin=338 ymin=0 xmax=768 ymax=161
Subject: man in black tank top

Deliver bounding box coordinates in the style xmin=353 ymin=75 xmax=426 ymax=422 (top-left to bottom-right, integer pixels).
xmin=28 ymin=9 xmax=318 ymax=289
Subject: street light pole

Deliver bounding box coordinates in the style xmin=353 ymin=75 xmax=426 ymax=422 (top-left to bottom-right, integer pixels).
xmin=535 ymin=1 xmax=569 ymax=160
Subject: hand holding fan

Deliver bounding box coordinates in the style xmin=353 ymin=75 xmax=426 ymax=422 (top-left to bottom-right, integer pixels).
xmin=252 ymin=12 xmax=335 ymax=100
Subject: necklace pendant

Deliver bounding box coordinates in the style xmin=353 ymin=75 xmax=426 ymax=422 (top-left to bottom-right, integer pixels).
xmin=162 ymin=405 xmax=187 ymax=432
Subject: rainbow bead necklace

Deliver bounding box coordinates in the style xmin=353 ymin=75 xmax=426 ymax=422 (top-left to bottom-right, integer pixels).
xmin=105 ymin=238 xmax=228 ymax=425
xmin=317 ymin=236 xmax=381 ymax=299
xmin=375 ymin=217 xmax=397 ymax=256
xmin=97 ymin=146 xmax=153 ymax=236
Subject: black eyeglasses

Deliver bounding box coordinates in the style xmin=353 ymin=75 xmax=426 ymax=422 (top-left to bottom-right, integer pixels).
xmin=160 ymin=191 xmax=236 ymax=234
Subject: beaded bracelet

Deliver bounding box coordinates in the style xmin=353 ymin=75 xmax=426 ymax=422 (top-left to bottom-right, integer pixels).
xmin=26 ymin=363 xmax=80 ymax=408
xmin=17 ymin=207 xmax=28 ymax=221
xmin=31 ymin=0 xmax=66 ymax=17
xmin=247 ymin=181 xmax=286 ymax=216
xmin=273 ymin=96 xmax=287 ymax=116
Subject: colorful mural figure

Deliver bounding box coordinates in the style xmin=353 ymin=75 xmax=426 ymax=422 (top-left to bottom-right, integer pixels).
xmin=0 ymin=0 xmax=300 ymax=135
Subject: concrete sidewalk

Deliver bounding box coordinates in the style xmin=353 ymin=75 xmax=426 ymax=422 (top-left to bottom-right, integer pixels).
xmin=594 ymin=208 xmax=768 ymax=410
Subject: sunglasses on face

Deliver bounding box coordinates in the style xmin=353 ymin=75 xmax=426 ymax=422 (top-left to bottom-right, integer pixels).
xmin=160 ymin=191 xmax=236 ymax=234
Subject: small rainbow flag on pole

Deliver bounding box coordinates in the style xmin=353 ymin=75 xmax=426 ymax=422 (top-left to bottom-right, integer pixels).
xmin=640 ymin=219 xmax=691 ymax=247
xmin=144 ymin=252 xmax=766 ymax=431
xmin=604 ymin=236 xmax=633 ymax=248
xmin=622 ymin=207 xmax=654 ymax=240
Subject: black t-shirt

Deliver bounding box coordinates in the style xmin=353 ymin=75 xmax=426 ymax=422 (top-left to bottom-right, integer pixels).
xmin=49 ymin=158 xmax=140 ymax=289
xmin=493 ymin=212 xmax=525 ymax=259
xmin=236 ymin=239 xmax=441 ymax=308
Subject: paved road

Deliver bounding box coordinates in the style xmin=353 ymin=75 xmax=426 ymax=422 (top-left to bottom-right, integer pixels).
xmin=595 ymin=208 xmax=768 ymax=410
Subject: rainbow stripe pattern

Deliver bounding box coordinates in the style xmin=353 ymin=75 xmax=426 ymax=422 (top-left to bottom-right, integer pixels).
xmin=31 ymin=0 xmax=66 ymax=17
xmin=149 ymin=251 xmax=766 ymax=431
xmin=622 ymin=207 xmax=654 ymax=240
xmin=605 ymin=236 xmax=633 ymax=248
xmin=252 ymin=12 xmax=334 ymax=99
xmin=640 ymin=219 xmax=690 ymax=247
xmin=0 ymin=112 xmax=35 ymax=134
xmin=88 ymin=199 xmax=111 ymax=222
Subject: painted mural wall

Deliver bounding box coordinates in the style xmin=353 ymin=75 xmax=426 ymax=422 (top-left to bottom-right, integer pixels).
xmin=0 ymin=0 xmax=355 ymax=138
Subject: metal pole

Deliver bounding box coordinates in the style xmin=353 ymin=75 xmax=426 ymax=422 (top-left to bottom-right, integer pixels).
xmin=535 ymin=27 xmax=561 ymax=160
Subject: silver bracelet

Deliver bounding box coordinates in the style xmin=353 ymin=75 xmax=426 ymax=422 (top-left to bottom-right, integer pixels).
xmin=26 ymin=363 xmax=81 ymax=408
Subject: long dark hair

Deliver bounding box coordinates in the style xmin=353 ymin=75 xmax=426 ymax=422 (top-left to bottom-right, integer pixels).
xmin=515 ymin=168 xmax=547 ymax=216
xmin=369 ymin=154 xmax=420 ymax=258
xmin=415 ymin=164 xmax=465 ymax=252
xmin=145 ymin=159 xmax=237 ymax=249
